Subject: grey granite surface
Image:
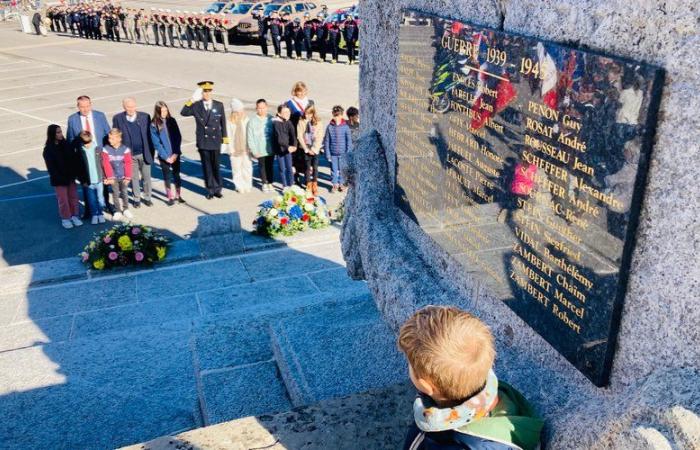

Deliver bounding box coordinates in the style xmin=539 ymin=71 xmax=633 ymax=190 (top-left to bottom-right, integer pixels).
xmin=345 ymin=0 xmax=700 ymax=445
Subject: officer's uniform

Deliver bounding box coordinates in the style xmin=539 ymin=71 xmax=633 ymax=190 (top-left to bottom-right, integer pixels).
xmin=343 ymin=16 xmax=359 ymax=64
xmin=302 ymin=15 xmax=317 ymax=60
xmin=255 ymin=12 xmax=268 ymax=56
xmin=269 ymin=14 xmax=283 ymax=57
xmin=327 ymin=20 xmax=341 ymax=63
xmin=180 ymin=82 xmax=229 ymax=197
xmin=137 ymin=11 xmax=150 ymax=44
xmin=151 ymin=10 xmax=161 ymax=45
xmin=315 ymin=13 xmax=327 ymax=61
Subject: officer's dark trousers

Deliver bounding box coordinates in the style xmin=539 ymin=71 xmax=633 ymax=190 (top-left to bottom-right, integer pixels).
xmin=346 ymin=39 xmax=357 ymax=62
xmin=329 ymin=39 xmax=339 ymax=61
xmin=318 ymin=39 xmax=326 ymax=60
xmin=199 ymin=28 xmax=209 ymax=50
xmin=304 ymin=36 xmax=312 ymax=59
xmin=153 ymin=25 xmax=161 ymax=45
xmin=186 ymin=26 xmax=194 ymax=47
xmin=159 ymin=25 xmax=167 ymax=46
xmin=285 ymin=36 xmax=293 ymax=57
xmin=259 ymin=34 xmax=268 ymax=55
xmin=294 ymin=38 xmax=303 ymax=58
xmin=272 ymin=34 xmax=281 ymax=56
xmin=199 ymin=149 xmax=222 ymax=195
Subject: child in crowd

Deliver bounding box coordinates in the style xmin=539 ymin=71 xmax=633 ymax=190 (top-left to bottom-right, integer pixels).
xmin=296 ymin=104 xmax=324 ymax=196
xmin=272 ymin=104 xmax=297 ymax=188
xmin=247 ymin=99 xmax=275 ymax=192
xmin=227 ymin=98 xmax=253 ymax=193
xmin=150 ymin=100 xmax=185 ymax=206
xmin=101 ymin=128 xmax=133 ymax=221
xmin=346 ymin=106 xmax=360 ymax=147
xmin=399 ymin=306 xmax=543 ymax=450
xmin=322 ymin=105 xmax=352 ymax=193
xmin=77 ymin=131 xmax=106 ymax=224
xmin=43 ymin=124 xmax=83 ymax=229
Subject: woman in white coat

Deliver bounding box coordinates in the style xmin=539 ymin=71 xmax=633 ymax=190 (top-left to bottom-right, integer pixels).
xmin=227 ymin=98 xmax=253 ymax=193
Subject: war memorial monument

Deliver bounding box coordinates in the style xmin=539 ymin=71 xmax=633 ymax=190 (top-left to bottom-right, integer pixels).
xmin=342 ymin=0 xmax=699 ymax=448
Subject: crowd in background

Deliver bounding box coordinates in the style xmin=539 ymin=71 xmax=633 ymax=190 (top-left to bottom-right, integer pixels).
xmin=42 ymin=80 xmax=359 ymax=229
xmin=39 ymin=2 xmax=360 ymax=64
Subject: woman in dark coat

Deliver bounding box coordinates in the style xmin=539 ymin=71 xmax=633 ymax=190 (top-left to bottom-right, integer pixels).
xmin=150 ymin=101 xmax=184 ymax=206
xmin=43 ymin=124 xmax=83 ymax=229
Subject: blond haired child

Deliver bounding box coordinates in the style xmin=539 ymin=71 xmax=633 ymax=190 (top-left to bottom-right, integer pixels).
xmin=399 ymin=306 xmax=543 ymax=450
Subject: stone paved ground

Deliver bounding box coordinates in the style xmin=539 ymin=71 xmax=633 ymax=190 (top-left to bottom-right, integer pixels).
xmin=0 ymin=234 xmax=408 ymax=449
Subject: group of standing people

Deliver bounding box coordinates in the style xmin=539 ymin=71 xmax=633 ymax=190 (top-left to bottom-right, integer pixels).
xmin=43 ymin=95 xmax=184 ymax=229
xmin=255 ymin=10 xmax=360 ymax=64
xmin=45 ymin=2 xmax=235 ymax=52
xmin=42 ymin=80 xmax=359 ymax=229
xmin=42 ymin=2 xmax=361 ymax=62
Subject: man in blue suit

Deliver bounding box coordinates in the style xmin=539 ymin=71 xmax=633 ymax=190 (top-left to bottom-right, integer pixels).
xmin=112 ymin=97 xmax=154 ymax=208
xmin=66 ymin=95 xmax=112 ymax=217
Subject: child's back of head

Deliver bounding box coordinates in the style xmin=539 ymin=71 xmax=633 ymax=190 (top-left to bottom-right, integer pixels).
xmin=399 ymin=305 xmax=495 ymax=402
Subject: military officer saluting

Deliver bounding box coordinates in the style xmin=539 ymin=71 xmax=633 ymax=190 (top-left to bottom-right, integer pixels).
xmin=180 ymin=81 xmax=229 ymax=199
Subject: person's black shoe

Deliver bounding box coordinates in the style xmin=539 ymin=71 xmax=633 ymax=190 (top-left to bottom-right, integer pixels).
xmin=177 ymin=197 xmax=186 ymax=204
xmin=143 ymin=200 xmax=153 ymax=207
xmin=133 ymin=201 xmax=141 ymax=209
xmin=167 ymin=199 xmax=175 ymax=206
xmin=205 ymin=194 xmax=213 ymax=200
xmin=214 ymin=192 xmax=223 ymax=198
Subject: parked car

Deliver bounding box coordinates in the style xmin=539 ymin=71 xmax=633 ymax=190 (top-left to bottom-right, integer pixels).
xmin=323 ymin=4 xmax=358 ymax=24
xmin=236 ymin=0 xmax=320 ymax=39
xmin=203 ymin=1 xmax=236 ymax=13
xmin=224 ymin=0 xmax=270 ymax=42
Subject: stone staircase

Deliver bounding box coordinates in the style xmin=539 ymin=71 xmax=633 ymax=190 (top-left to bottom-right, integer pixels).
xmin=0 ymin=221 xmax=409 ymax=450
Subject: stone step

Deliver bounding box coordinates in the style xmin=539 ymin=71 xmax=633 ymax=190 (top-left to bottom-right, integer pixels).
xmin=120 ymin=382 xmax=417 ymax=450
xmin=0 ymin=222 xmax=342 ymax=294
xmin=194 ymin=291 xmax=375 ymax=426
xmin=270 ymin=298 xmax=408 ymax=407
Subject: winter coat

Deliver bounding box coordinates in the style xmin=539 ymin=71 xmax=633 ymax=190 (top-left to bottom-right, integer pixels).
xmin=149 ymin=117 xmax=182 ymax=160
xmin=43 ymin=140 xmax=80 ymax=186
xmin=246 ymin=114 xmax=273 ymax=158
xmin=322 ymin=119 xmax=353 ymax=156
xmin=296 ymin=118 xmax=325 ymax=156
xmin=272 ymin=116 xmax=297 ymax=156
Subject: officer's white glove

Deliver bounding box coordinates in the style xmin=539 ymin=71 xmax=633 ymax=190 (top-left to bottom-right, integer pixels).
xmin=191 ymin=88 xmax=203 ymax=103
xmin=220 ymin=143 xmax=229 ymax=154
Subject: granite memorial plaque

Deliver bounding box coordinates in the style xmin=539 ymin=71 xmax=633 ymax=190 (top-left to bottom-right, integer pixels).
xmin=394 ymin=9 xmax=664 ymax=386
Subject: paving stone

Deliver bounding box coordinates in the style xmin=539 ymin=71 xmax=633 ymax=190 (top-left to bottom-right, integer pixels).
xmin=137 ymin=258 xmax=251 ymax=301
xmin=198 ymin=233 xmax=245 ymax=259
xmin=240 ymin=245 xmax=345 ymax=282
xmin=0 ymin=378 xmax=198 ymax=450
xmin=194 ymin=318 xmax=273 ymax=371
xmin=10 ymin=276 xmax=139 ymax=323
xmin=0 ymin=257 xmax=86 ymax=293
xmin=271 ymin=300 xmax=408 ymax=406
xmin=197 ymin=275 xmax=318 ymax=316
xmin=61 ymin=327 xmax=197 ymax=406
xmin=196 ymin=212 xmax=242 ymax=237
xmin=0 ymin=294 xmax=21 ymax=326
xmin=200 ymin=360 xmax=292 ymax=425
xmin=307 ymin=267 xmax=367 ymax=292
xmin=0 ymin=343 xmax=66 ymax=395
xmin=166 ymin=239 xmax=202 ymax=264
xmin=0 ymin=315 xmax=73 ymax=352
xmin=71 ymin=295 xmax=199 ymax=339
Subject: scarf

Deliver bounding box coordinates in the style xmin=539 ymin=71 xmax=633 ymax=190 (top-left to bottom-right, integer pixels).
xmin=414 ymin=370 xmax=499 ymax=433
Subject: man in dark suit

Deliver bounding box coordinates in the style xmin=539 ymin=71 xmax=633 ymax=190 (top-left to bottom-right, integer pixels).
xmin=181 ymin=81 xmax=229 ymax=199
xmin=66 ymin=95 xmax=112 ymax=218
xmin=112 ymin=97 xmax=154 ymax=208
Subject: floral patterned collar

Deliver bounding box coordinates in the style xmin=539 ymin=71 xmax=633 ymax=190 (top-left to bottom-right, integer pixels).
xmin=413 ymin=370 xmax=499 ymax=432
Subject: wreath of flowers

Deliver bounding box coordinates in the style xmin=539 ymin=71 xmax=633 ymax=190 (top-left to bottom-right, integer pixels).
xmin=253 ymin=186 xmax=331 ymax=237
xmin=80 ymin=224 xmax=169 ymax=270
